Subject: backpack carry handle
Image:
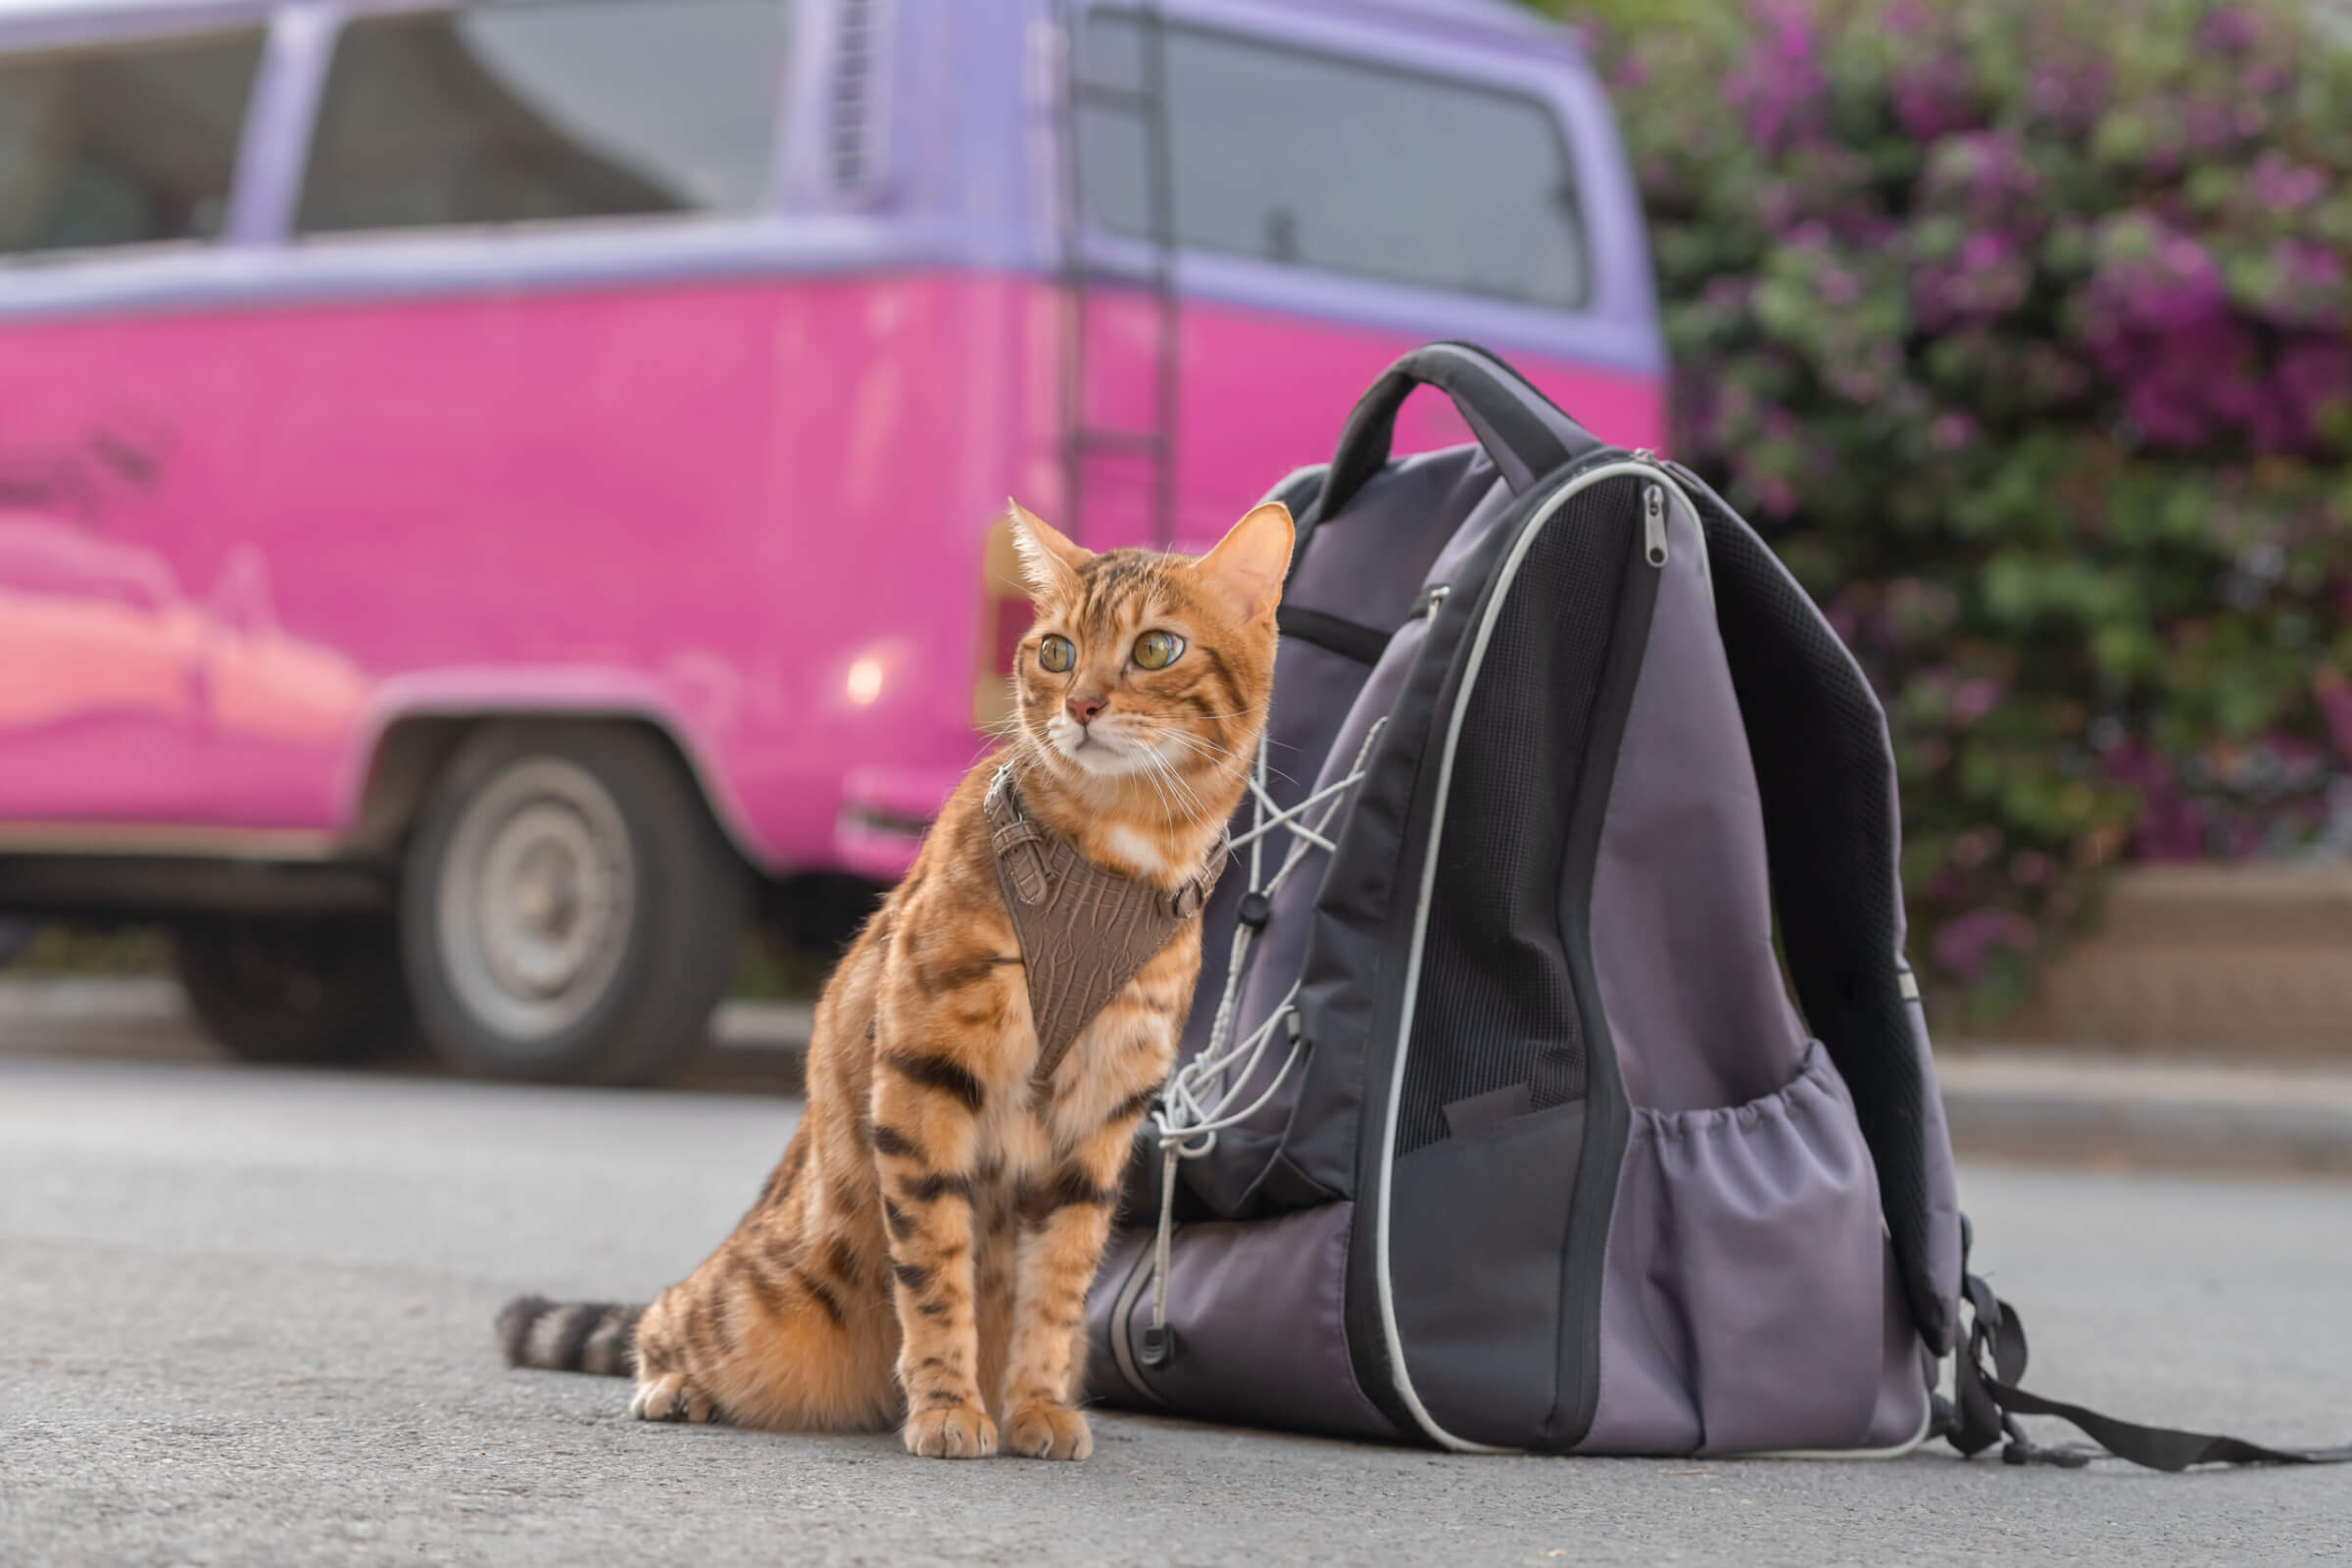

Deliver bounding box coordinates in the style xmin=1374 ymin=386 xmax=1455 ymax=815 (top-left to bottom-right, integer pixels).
xmin=1312 ymin=341 xmax=1605 ymax=524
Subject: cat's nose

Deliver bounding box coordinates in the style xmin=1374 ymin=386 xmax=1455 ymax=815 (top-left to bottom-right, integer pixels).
xmin=1066 ymin=694 xmax=1105 ymax=725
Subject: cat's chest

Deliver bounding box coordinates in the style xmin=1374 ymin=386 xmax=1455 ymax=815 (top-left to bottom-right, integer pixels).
xmin=1095 ymin=824 xmax=1171 ymax=879
xmin=976 ymin=983 xmax=1182 ymax=1163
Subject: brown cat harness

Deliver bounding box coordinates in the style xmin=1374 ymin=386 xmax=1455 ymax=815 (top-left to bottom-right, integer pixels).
xmin=983 ymin=768 xmax=1224 ymax=1085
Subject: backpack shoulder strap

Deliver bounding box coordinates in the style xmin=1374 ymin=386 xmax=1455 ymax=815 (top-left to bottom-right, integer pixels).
xmin=1948 ymin=1218 xmax=2352 ymax=1470
xmin=1255 ymin=464 xmax=1393 ymax=665
xmin=1674 ymin=466 xmax=1964 ymax=1355
xmin=1681 ymin=467 xmax=2351 ymax=1474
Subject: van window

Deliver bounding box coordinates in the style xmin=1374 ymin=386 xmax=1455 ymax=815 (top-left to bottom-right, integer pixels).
xmin=296 ymin=0 xmax=790 ymax=236
xmin=1078 ymin=13 xmax=1589 ymax=310
xmin=0 ymin=27 xmax=266 ymax=258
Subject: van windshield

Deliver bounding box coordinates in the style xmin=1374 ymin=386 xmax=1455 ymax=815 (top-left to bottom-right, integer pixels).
xmin=298 ymin=0 xmax=791 ymax=235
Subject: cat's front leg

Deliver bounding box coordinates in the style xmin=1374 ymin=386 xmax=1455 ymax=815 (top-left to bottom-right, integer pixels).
xmin=999 ymin=1110 xmax=1138 ymax=1460
xmin=871 ymin=1019 xmax=998 ymax=1459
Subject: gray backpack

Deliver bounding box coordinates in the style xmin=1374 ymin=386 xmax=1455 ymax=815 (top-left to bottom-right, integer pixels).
xmin=1083 ymin=344 xmax=2349 ymax=1471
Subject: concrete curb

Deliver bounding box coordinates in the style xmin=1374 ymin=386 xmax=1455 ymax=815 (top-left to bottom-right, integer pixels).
xmin=1937 ymin=1049 xmax=2352 ymax=1174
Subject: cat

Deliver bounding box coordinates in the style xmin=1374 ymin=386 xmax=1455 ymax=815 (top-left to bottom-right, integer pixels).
xmin=497 ymin=497 xmax=1291 ymax=1460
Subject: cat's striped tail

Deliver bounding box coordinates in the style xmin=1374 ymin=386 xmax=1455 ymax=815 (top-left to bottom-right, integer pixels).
xmin=497 ymin=1296 xmax=643 ymax=1377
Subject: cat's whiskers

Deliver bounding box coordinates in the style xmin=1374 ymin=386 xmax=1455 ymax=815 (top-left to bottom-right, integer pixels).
xmin=1151 ymin=728 xmax=1255 ymax=791
xmin=1136 ymin=752 xmax=1181 ymax=833
xmin=1152 ymin=727 xmax=1246 ymax=768
xmin=1138 ymin=747 xmax=1210 ymax=830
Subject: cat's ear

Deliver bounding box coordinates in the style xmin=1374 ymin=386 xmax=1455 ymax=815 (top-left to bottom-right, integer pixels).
xmin=1193 ymin=502 xmax=1295 ymax=624
xmin=1005 ymin=499 xmax=1090 ymax=598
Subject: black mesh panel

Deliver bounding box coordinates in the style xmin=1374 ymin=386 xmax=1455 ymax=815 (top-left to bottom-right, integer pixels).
xmin=1396 ymin=484 xmax=1634 ymax=1156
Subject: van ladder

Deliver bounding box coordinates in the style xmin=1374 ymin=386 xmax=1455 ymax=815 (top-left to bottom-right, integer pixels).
xmin=1055 ymin=0 xmax=1180 ymax=549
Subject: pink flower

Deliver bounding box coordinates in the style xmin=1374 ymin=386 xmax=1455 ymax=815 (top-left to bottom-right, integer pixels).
xmin=2277 ymin=341 xmax=2352 ymax=446
xmin=2195 ymin=5 xmax=2260 ymax=53
xmin=1724 ymin=0 xmax=1827 ymax=150
xmin=1951 ymin=678 xmax=2003 ymax=726
xmin=1922 ymin=132 xmax=2041 ymax=226
xmin=1913 ymin=230 xmax=2032 ymax=326
xmin=2028 ymin=56 xmax=2109 ymax=132
xmin=1750 ymin=471 xmax=1800 ymax=517
xmin=1893 ymin=55 xmax=1978 ymax=142
xmin=2317 ymin=677 xmax=2352 ymax=762
xmin=1931 ymin=908 xmax=2038 ymax=982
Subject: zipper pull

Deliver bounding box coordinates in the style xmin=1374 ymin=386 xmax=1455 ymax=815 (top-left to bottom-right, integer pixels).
xmin=1409 ymin=583 xmax=1450 ymax=618
xmin=1642 ymin=484 xmax=1669 ymax=567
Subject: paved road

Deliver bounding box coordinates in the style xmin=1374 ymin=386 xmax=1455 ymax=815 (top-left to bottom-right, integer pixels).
xmin=3 ymin=1055 xmax=2348 ymax=1568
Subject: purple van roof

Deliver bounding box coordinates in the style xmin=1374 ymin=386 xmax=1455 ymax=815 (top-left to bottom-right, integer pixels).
xmin=1 ymin=0 xmax=1656 ymax=379
xmin=0 ymin=0 xmax=1572 ymax=44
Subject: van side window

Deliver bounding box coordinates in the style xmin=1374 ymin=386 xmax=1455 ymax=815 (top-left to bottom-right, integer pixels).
xmin=1078 ymin=14 xmax=1589 ymax=310
xmin=296 ymin=0 xmax=790 ymax=236
xmin=0 ymin=27 xmax=265 ymax=258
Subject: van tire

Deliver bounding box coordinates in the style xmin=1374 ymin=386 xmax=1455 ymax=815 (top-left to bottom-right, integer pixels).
xmin=399 ymin=723 xmax=748 ymax=1086
xmin=176 ymin=915 xmax=411 ymax=1065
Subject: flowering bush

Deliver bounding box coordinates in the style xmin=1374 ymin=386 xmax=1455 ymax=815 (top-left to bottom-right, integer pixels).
xmin=1551 ymin=0 xmax=2352 ymax=1018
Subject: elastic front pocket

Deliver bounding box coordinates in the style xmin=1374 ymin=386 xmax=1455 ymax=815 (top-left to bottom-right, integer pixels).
xmin=1578 ymin=1042 xmax=1929 ymax=1455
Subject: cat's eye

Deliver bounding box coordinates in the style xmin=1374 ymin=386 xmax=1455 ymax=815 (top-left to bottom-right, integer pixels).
xmin=1132 ymin=630 xmax=1182 ymax=670
xmin=1038 ymin=635 xmax=1075 ymax=673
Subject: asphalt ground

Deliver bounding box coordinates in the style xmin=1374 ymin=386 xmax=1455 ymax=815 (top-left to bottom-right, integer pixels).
xmin=3 ymin=1046 xmax=2349 ymax=1567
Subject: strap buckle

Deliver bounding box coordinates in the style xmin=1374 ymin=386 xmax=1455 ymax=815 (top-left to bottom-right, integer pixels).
xmin=985 ymin=771 xmax=1054 ymax=906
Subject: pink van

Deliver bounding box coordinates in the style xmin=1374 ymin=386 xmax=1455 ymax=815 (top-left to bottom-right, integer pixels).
xmin=0 ymin=0 xmax=1664 ymax=1081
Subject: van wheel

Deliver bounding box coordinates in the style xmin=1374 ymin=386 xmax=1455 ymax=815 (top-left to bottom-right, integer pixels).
xmin=175 ymin=916 xmax=410 ymax=1065
xmin=400 ymin=724 xmax=747 ymax=1085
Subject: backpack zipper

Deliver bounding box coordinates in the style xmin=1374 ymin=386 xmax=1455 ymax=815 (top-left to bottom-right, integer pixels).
xmin=1642 ymin=481 xmax=1669 ymax=568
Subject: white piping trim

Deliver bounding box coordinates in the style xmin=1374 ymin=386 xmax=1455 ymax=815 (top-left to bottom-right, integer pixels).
xmin=1374 ymin=460 xmax=1667 ymax=1454
xmin=1736 ymin=1375 xmax=1938 ymax=1461
xmin=1106 ymin=1242 xmax=1158 ymax=1402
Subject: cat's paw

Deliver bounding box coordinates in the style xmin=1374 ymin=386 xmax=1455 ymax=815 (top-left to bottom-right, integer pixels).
xmin=1004 ymin=1401 xmax=1093 ymax=1461
xmin=629 ymin=1373 xmax=721 ymax=1425
xmin=902 ymin=1399 xmax=999 ymax=1459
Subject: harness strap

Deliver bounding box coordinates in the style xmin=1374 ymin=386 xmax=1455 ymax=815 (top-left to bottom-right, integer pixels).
xmin=982 ymin=770 xmax=1220 ymax=1087
xmin=990 ymin=814 xmax=1052 ymax=906
xmin=1946 ymin=1216 xmax=2352 ymax=1471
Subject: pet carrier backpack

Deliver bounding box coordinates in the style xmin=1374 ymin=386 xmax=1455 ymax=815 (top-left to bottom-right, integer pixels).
xmin=1083 ymin=342 xmax=2350 ymax=1471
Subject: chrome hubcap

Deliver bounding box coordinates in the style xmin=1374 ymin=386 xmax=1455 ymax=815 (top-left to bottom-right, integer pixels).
xmin=437 ymin=760 xmax=634 ymax=1045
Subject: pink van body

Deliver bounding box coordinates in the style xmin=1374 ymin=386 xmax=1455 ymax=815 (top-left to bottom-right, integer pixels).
xmin=0 ymin=0 xmax=1665 ymax=886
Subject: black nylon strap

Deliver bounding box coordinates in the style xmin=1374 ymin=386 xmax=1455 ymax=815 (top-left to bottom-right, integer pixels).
xmin=1986 ymin=1373 xmax=2352 ymax=1470
xmin=1314 ymin=341 xmax=1602 ymax=522
xmin=1276 ymin=605 xmax=1390 ymax=664
xmin=1949 ymin=1220 xmax=2352 ymax=1472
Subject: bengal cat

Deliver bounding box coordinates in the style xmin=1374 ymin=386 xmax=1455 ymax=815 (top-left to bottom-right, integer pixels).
xmin=498 ymin=498 xmax=1291 ymax=1460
